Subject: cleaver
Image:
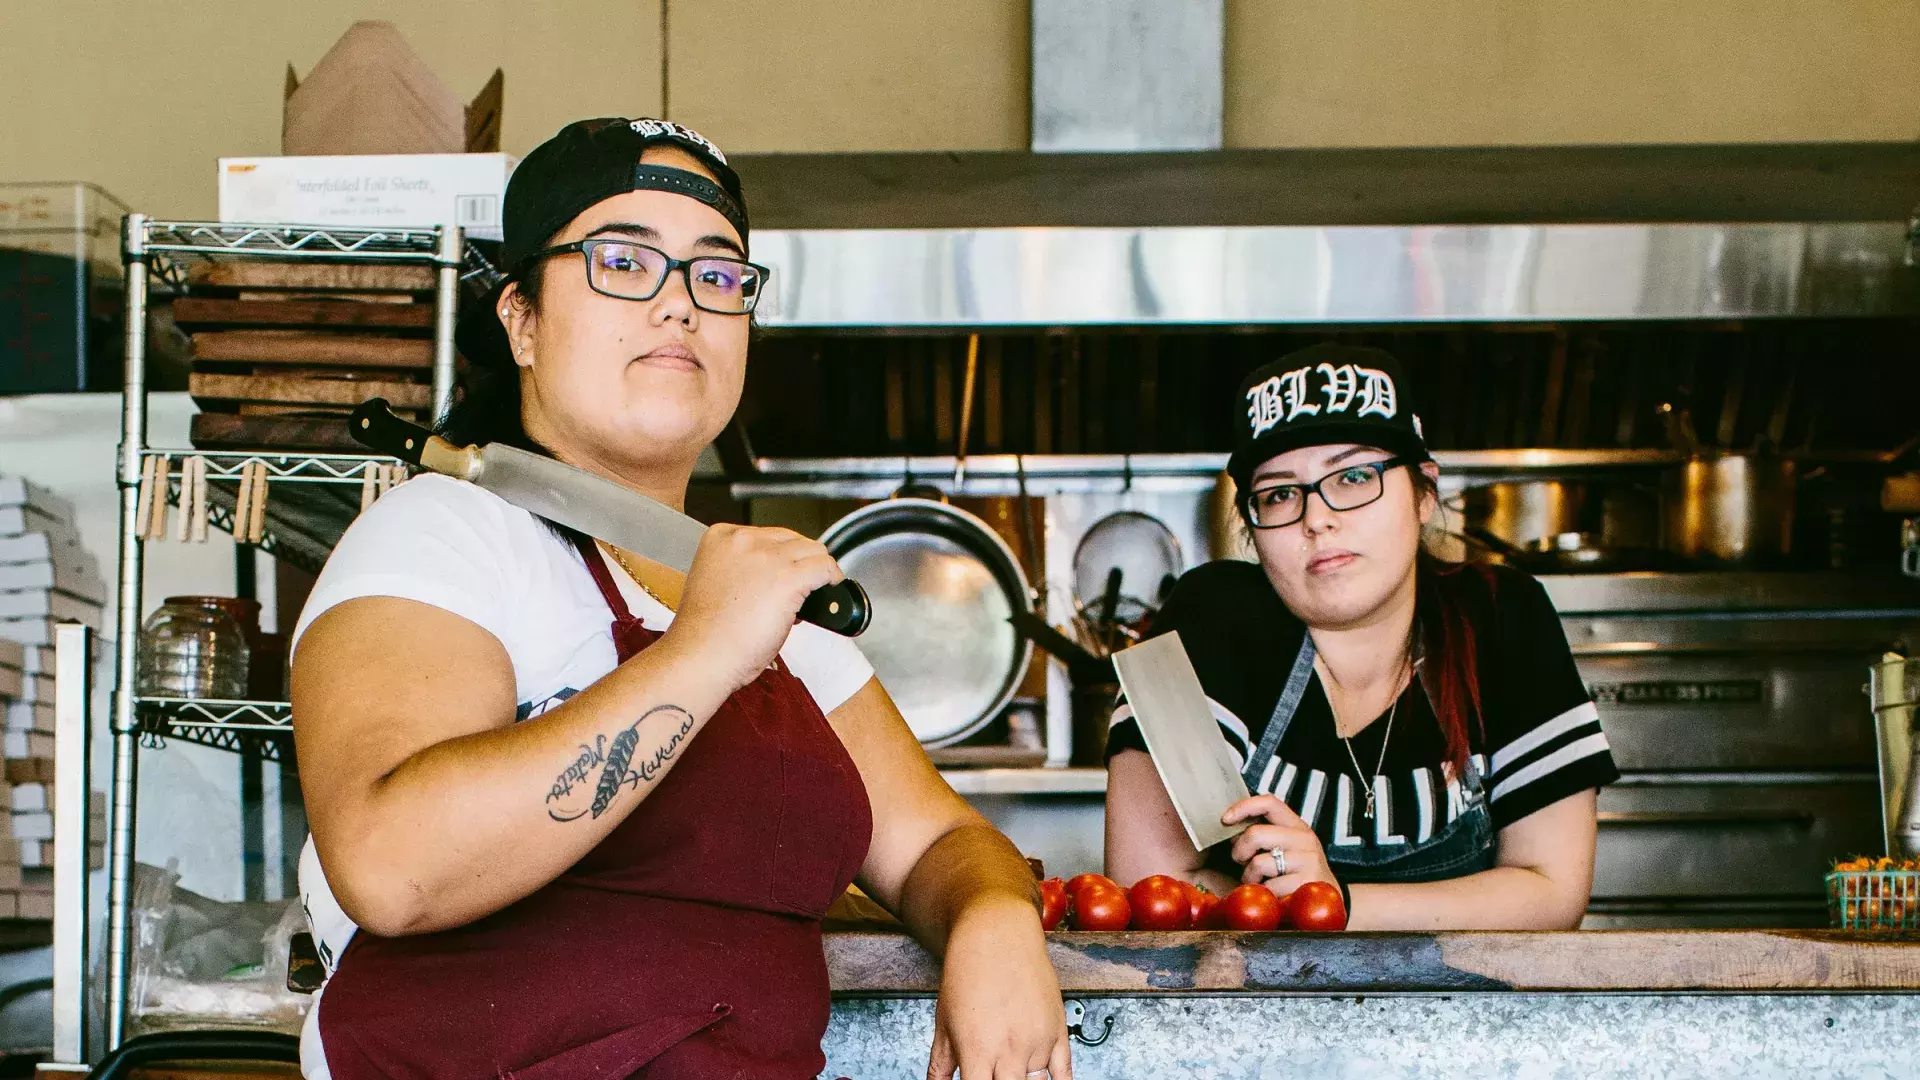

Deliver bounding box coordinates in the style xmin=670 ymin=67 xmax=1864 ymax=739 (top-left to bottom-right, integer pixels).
xmin=348 ymin=398 xmax=870 ymax=636
xmin=1111 ymin=632 xmax=1250 ymax=851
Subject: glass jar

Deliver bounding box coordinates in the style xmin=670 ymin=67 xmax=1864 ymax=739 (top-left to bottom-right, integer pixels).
xmin=136 ymin=597 xmax=251 ymax=699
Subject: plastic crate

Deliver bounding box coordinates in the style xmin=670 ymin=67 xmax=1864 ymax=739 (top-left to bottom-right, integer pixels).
xmin=1826 ymin=870 xmax=1920 ymax=931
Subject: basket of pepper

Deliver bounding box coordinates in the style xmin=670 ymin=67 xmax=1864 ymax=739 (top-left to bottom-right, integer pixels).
xmin=1826 ymin=857 xmax=1920 ymax=931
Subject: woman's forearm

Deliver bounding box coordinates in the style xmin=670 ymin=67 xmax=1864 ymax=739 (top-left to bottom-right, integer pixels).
xmin=312 ymin=634 xmax=734 ymax=935
xmin=1347 ymin=866 xmax=1586 ymax=931
xmin=895 ymin=821 xmax=1042 ymax=955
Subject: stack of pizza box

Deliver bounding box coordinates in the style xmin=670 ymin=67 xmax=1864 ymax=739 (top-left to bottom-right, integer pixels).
xmin=0 ymin=476 xmax=110 ymax=919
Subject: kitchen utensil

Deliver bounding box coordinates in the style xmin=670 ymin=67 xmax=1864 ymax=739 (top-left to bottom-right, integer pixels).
xmin=137 ymin=598 xmax=250 ymax=699
xmin=349 ymin=399 xmax=869 ymax=636
xmin=1007 ymin=610 xmax=1112 ymax=685
xmin=1462 ymin=525 xmax=1663 ymax=575
xmin=247 ymin=461 xmax=270 ymax=543
xmin=1069 ymin=680 xmax=1121 ymax=768
xmin=1661 ymin=453 xmax=1797 ymax=567
xmin=1658 ymin=400 xmax=1797 ymax=568
xmin=953 ymin=333 xmax=978 ymax=486
xmin=1097 ymin=567 xmax=1123 ymax=650
xmin=1110 ymin=632 xmax=1250 ymax=851
xmin=1459 ymin=480 xmax=1586 ymax=549
xmin=147 ymin=455 xmax=170 ymax=541
xmin=819 ymin=497 xmax=1030 ymax=745
xmin=1870 ymin=656 xmax=1920 ymax=857
xmin=1073 ymin=509 xmax=1182 ymax=617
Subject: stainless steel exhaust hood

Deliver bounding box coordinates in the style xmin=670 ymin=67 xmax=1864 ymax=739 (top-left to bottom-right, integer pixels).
xmin=753 ymin=221 xmax=1917 ymax=327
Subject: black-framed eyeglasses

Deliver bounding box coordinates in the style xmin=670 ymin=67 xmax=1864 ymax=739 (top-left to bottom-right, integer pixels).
xmin=1243 ymin=457 xmax=1412 ymax=529
xmin=519 ymin=238 xmax=770 ymax=315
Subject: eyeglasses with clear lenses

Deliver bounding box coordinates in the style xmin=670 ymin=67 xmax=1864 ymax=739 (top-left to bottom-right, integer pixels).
xmin=521 ymin=238 xmax=770 ymax=315
xmin=1244 ymin=457 xmax=1411 ymax=529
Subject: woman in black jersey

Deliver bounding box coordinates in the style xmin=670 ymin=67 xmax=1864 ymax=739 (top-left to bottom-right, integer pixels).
xmin=1104 ymin=343 xmax=1618 ymax=930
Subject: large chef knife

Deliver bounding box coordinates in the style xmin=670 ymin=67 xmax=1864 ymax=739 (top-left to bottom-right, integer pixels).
xmin=349 ymin=398 xmax=870 ymax=636
xmin=1110 ymin=632 xmax=1249 ymax=851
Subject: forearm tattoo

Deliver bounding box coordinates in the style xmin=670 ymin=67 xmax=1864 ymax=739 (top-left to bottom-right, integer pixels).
xmin=546 ymin=704 xmax=697 ymax=822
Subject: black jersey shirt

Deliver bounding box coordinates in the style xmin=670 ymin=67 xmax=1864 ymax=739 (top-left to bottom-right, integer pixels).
xmin=1106 ymin=560 xmax=1618 ymax=854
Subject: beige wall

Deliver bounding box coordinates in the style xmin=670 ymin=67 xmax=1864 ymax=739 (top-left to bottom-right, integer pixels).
xmin=3 ymin=1 xmax=1918 ymax=220
xmin=666 ymin=0 xmax=1029 ymax=152
xmin=1225 ymin=0 xmax=1920 ymax=147
xmin=0 ymin=1 xmax=663 ymax=221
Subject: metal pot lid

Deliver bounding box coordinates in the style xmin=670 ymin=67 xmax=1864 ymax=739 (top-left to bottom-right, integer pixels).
xmin=820 ymin=499 xmax=1033 ymax=747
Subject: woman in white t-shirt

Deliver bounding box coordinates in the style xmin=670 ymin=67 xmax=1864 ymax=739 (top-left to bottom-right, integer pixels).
xmin=291 ymin=118 xmax=1067 ymax=1080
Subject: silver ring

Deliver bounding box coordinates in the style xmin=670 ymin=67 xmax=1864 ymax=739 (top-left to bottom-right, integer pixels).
xmin=1270 ymin=848 xmax=1288 ymax=878
xmin=1027 ymin=1071 xmax=1051 ymax=1079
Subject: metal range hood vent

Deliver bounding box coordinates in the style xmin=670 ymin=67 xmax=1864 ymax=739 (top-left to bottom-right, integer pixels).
xmin=1031 ymin=0 xmax=1223 ymax=152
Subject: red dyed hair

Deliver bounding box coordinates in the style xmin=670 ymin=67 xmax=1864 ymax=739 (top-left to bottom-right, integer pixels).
xmin=1414 ymin=551 xmax=1493 ymax=776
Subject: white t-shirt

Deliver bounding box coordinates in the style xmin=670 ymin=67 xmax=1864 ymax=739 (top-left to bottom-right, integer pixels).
xmin=290 ymin=474 xmax=874 ymax=1078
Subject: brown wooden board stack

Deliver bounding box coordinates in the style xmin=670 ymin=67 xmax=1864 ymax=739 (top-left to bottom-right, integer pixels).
xmin=179 ymin=263 xmax=440 ymax=451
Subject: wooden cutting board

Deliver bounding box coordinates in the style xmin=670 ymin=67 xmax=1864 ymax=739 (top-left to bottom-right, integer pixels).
xmin=173 ymin=297 xmax=434 ymax=330
xmin=193 ymin=330 xmax=433 ymax=369
xmin=187 ymin=260 xmax=435 ymax=293
xmin=190 ymin=412 xmax=366 ymax=452
xmin=190 ymin=371 xmax=431 ymax=409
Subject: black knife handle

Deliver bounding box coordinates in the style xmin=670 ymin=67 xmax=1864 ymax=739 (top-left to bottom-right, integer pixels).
xmin=800 ymin=579 xmax=871 ymax=637
xmin=349 ymin=398 xmax=434 ymax=465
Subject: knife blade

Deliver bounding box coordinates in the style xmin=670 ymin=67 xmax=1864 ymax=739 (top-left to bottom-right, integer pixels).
xmin=1110 ymin=632 xmax=1249 ymax=851
xmin=349 ymin=398 xmax=870 ymax=636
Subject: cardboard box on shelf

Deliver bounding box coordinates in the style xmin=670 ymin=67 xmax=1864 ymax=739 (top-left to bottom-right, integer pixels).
xmin=18 ymin=891 xmax=50 ymax=920
xmin=219 ymin=152 xmax=515 ymax=241
xmin=3 ymin=757 xmax=53 ymax=785
xmin=0 ymin=616 xmax=95 ymax=648
xmin=10 ymin=812 xmax=49 ymax=843
xmin=0 ymin=560 xmax=108 ymax=603
xmin=6 ymin=700 xmax=54 ymax=734
xmin=0 ymin=590 xmax=98 ymax=625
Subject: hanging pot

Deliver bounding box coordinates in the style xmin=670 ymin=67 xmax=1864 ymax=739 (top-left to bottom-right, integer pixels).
xmin=1659 ymin=453 xmax=1797 ymax=568
xmin=819 ymin=498 xmax=1034 ymax=748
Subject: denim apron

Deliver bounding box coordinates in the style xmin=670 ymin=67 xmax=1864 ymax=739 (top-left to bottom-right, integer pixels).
xmin=1239 ymin=633 xmax=1496 ymax=884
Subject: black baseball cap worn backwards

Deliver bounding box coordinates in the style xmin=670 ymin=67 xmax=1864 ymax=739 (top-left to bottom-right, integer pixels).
xmin=1227 ymin=343 xmax=1431 ymax=493
xmin=500 ymin=116 xmax=750 ymax=268
xmin=459 ymin=117 xmax=750 ymax=366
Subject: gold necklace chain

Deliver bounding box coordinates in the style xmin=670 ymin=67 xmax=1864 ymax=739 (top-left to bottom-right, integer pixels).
xmin=599 ymin=541 xmax=674 ymax=611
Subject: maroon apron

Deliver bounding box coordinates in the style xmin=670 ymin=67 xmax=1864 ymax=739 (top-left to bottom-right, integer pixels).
xmin=316 ymin=538 xmax=874 ymax=1079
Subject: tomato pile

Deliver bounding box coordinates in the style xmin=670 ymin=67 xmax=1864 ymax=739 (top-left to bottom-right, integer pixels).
xmin=1039 ymin=874 xmax=1348 ymax=933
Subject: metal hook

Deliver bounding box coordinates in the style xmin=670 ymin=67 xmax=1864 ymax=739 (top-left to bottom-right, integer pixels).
xmin=1064 ymin=1000 xmax=1115 ymax=1047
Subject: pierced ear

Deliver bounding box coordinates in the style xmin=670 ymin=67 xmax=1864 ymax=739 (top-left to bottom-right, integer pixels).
xmin=500 ymin=282 xmax=537 ymax=369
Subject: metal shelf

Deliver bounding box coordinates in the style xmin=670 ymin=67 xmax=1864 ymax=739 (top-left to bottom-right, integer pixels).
xmin=148 ymin=452 xmax=406 ymax=574
xmin=142 ymin=221 xmax=447 ymax=260
xmin=134 ymin=698 xmax=293 ymax=762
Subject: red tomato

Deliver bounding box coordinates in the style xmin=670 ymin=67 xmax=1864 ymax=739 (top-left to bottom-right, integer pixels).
xmin=1065 ymin=873 xmax=1116 ymax=901
xmin=1039 ymin=878 xmax=1068 ymax=931
xmin=1288 ymin=881 xmax=1349 ymax=932
xmin=1188 ymin=883 xmax=1222 ymax=930
xmin=1071 ymin=883 xmax=1132 ymax=931
xmin=1219 ymin=884 xmax=1283 ymax=932
xmin=1127 ymin=875 xmax=1193 ymax=931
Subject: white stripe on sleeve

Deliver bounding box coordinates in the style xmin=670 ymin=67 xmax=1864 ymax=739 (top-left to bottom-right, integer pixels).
xmin=1490 ymin=732 xmax=1613 ymax=803
xmin=1490 ymin=701 xmax=1601 ymax=775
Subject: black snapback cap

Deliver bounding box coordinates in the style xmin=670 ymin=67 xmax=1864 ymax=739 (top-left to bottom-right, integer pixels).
xmin=1226 ymin=343 xmax=1431 ymax=493
xmin=458 ymin=117 xmax=749 ymax=368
